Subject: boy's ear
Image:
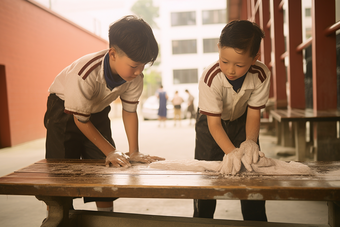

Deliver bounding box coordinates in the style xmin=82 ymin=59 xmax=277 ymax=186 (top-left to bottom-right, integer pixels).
xmin=109 ymin=47 xmax=117 ymax=61
xmin=252 ymin=51 xmax=260 ymax=64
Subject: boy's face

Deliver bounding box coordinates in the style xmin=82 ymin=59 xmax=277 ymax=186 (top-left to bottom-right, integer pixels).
xmin=109 ymin=48 xmax=145 ymax=81
xmin=218 ymin=45 xmax=258 ymax=81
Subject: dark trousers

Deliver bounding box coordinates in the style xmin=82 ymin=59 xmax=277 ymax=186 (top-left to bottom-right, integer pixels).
xmin=193 ymin=110 xmax=267 ymax=221
xmin=44 ymin=94 xmax=117 ymax=203
xmin=193 ymin=199 xmax=267 ymax=221
xmin=44 ymin=94 xmax=115 ymax=160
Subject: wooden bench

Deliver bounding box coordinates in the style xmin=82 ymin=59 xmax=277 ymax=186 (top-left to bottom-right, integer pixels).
xmin=270 ymin=109 xmax=340 ymax=161
xmin=0 ymin=159 xmax=339 ymax=227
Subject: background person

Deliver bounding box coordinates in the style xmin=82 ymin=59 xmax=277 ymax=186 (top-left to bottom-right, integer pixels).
xmin=171 ymin=91 xmax=184 ymax=126
xmin=185 ymin=89 xmax=195 ymax=125
xmin=156 ymin=85 xmax=168 ymax=127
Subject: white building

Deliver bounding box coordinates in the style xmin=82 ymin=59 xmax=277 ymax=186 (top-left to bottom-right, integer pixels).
xmin=157 ymin=0 xmax=227 ymax=103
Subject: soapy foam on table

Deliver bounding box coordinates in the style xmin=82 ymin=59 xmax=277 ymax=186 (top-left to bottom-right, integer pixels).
xmin=148 ymin=157 xmax=313 ymax=176
xmin=149 ymin=159 xmax=221 ymax=172
xmin=251 ymin=158 xmax=313 ymax=175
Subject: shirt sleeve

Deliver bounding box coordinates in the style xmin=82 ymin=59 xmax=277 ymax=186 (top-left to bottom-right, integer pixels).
xmin=198 ymin=72 xmax=224 ymax=116
xmin=247 ymin=63 xmax=271 ymax=109
xmin=120 ymin=74 xmax=143 ymax=112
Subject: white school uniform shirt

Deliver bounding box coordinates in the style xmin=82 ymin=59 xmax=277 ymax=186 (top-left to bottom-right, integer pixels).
xmin=48 ymin=49 xmax=143 ymax=122
xmin=198 ymin=60 xmax=271 ymax=121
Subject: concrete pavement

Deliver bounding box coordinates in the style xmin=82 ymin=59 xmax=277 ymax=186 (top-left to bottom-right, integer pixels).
xmin=0 ymin=118 xmax=328 ymax=226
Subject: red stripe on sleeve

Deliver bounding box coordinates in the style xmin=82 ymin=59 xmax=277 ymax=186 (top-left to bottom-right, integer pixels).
xmin=248 ymin=65 xmax=266 ymax=83
xmin=204 ymin=63 xmax=219 ymax=84
xmin=82 ymin=61 xmax=102 ymax=80
xmin=248 ymin=105 xmax=266 ymax=110
xmin=120 ymin=98 xmax=139 ymax=104
xmin=78 ymin=54 xmax=105 ymax=76
xmin=207 ymin=68 xmax=221 ymax=87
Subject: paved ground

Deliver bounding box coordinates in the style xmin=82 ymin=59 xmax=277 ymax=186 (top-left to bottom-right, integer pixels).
xmin=0 ymin=118 xmax=328 ymax=226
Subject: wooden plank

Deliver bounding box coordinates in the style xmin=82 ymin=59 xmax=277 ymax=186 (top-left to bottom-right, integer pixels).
xmin=4 ymin=171 xmax=340 ymax=187
xmin=15 ymin=162 xmax=218 ymax=176
xmin=37 ymin=159 xmax=106 ymax=164
xmin=0 ymin=161 xmax=339 ymax=226
xmin=0 ymin=160 xmax=340 ymax=201
xmin=6 ymin=160 xmax=340 ymax=176
xmin=270 ymin=109 xmax=340 ymax=161
xmin=270 ymin=109 xmax=340 ymax=122
xmin=8 ymin=160 xmax=340 ymax=175
xmin=3 ymin=182 xmax=335 ymax=201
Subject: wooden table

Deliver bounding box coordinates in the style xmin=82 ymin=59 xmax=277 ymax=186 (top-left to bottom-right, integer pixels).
xmin=0 ymin=159 xmax=339 ymax=227
xmin=270 ymin=109 xmax=340 ymax=161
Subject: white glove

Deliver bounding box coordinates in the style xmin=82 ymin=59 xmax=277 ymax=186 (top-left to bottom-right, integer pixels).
xmin=128 ymin=152 xmax=165 ymax=164
xmin=240 ymin=140 xmax=263 ymax=172
xmin=218 ymin=148 xmax=244 ymax=175
xmin=105 ymin=150 xmax=131 ymax=167
xmin=252 ymin=156 xmax=275 ymax=168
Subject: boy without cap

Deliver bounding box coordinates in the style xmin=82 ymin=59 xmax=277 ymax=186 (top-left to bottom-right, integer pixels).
xmin=44 ymin=15 xmax=164 ymax=212
xmin=194 ymin=20 xmax=271 ymax=221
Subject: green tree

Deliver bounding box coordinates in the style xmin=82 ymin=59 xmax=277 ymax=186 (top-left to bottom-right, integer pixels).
xmin=131 ymin=0 xmax=161 ymax=98
xmin=131 ymin=0 xmax=159 ymax=29
xmin=143 ymin=70 xmax=162 ymax=98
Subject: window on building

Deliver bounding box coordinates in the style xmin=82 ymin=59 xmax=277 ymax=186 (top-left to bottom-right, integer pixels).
xmin=202 ymin=9 xmax=226 ymax=24
xmin=305 ymin=27 xmax=312 ymax=39
xmin=305 ymin=8 xmax=311 ymax=17
xmin=203 ymin=38 xmax=219 ymax=53
xmin=171 ymin=11 xmax=196 ymax=26
xmin=172 ymin=39 xmax=197 ymax=54
xmin=173 ymin=69 xmax=198 ymax=84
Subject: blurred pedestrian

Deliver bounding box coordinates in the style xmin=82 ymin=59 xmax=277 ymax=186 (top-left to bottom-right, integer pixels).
xmin=172 ymin=91 xmax=184 ymax=126
xmin=185 ymin=89 xmax=195 ymax=125
xmin=156 ymin=85 xmax=168 ymax=127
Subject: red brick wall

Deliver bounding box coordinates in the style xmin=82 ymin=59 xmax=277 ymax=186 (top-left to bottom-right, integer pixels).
xmin=0 ymin=0 xmax=109 ymax=147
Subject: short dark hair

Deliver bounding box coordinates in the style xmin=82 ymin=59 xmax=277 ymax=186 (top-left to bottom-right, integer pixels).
xmin=109 ymin=15 xmax=159 ymax=64
xmin=219 ymin=20 xmax=264 ymax=58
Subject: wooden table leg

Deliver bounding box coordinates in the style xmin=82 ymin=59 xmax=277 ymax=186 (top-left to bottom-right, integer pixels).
xmin=36 ymin=196 xmax=73 ymax=227
xmin=294 ymin=121 xmax=306 ymax=161
xmin=281 ymin=122 xmax=294 ymax=147
xmin=328 ymin=201 xmax=340 ymax=227
xmin=313 ymin=121 xmax=339 ymax=161
xmin=275 ymin=120 xmax=282 ymax=145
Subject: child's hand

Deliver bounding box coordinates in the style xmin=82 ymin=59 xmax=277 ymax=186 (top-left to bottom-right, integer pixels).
xmin=128 ymin=152 xmax=165 ymax=164
xmin=218 ymin=148 xmax=244 ymax=175
xmin=240 ymin=140 xmax=263 ymax=171
xmin=105 ymin=150 xmax=131 ymax=167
